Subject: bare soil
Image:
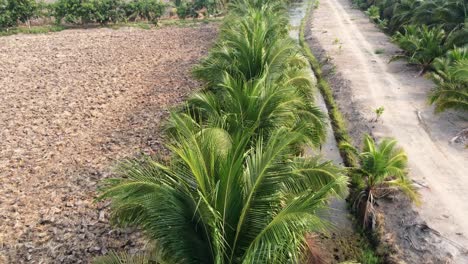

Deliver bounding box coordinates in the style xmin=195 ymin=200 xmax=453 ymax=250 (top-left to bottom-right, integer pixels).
xmin=306 ymin=0 xmax=468 ymax=262
xmin=0 ymin=25 xmax=217 ymax=263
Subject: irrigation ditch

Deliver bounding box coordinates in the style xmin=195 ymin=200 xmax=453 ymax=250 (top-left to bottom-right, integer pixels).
xmin=288 ymin=1 xmax=384 ymax=263
xmin=298 ymin=0 xmax=468 ymax=262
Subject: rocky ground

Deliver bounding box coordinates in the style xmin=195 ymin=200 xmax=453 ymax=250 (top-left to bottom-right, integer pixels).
xmin=0 ymin=25 xmax=217 ymax=263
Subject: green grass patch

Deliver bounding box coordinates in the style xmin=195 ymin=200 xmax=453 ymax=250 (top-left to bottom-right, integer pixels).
xmin=110 ymin=22 xmax=154 ymax=30
xmin=0 ymin=25 xmax=66 ymax=36
xmin=159 ymin=17 xmax=222 ymax=28
xmin=374 ymin=48 xmax=385 ymax=54
xmin=0 ymin=18 xmax=222 ymax=37
xmin=299 ymin=8 xmax=358 ymax=168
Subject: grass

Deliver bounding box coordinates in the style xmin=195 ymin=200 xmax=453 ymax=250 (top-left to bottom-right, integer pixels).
xmin=359 ymin=249 xmax=380 ymax=264
xmin=299 ymin=6 xmax=358 ymax=168
xmin=0 ymin=18 xmax=223 ymax=37
xmin=159 ymin=17 xmax=222 ymax=27
xmin=374 ymin=48 xmax=385 ymax=54
xmin=114 ymin=22 xmax=153 ymax=30
xmin=313 ymin=0 xmax=320 ymax=9
xmin=300 ymin=1 xmax=402 ymax=262
xmin=0 ymin=25 xmax=66 ymax=36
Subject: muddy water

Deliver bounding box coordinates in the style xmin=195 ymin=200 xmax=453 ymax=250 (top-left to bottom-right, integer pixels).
xmin=288 ymin=0 xmax=353 ymax=231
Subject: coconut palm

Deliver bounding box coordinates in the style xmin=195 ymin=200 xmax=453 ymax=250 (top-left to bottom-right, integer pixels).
xmin=429 ymin=47 xmax=468 ymax=112
xmin=340 ymin=135 xmax=419 ymax=229
xmin=98 ymin=119 xmax=347 ymax=263
xmin=445 ymin=26 xmax=468 ymax=48
xmin=178 ymin=69 xmax=326 ymax=149
xmin=432 ymin=46 xmax=468 ymax=82
xmin=411 ymin=0 xmax=467 ymax=32
xmin=387 ymin=0 xmax=420 ymax=33
xmin=193 ymin=8 xmax=295 ymax=87
xmin=391 ymin=25 xmax=447 ymax=73
xmin=187 ymin=6 xmax=326 ymax=148
xmin=389 ymin=0 xmax=467 ymax=33
xmin=428 ymin=81 xmax=468 ymax=113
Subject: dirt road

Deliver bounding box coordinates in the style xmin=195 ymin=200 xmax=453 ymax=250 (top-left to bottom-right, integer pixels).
xmin=0 ymin=25 xmax=217 ymax=263
xmin=306 ymin=0 xmax=468 ymax=262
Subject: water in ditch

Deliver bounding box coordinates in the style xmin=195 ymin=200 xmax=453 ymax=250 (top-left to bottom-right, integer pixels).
xmin=288 ymin=1 xmax=371 ymax=262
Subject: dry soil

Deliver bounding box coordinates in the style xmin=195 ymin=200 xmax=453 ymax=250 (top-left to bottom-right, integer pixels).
xmin=306 ymin=0 xmax=468 ymax=262
xmin=0 ymin=25 xmax=217 ymax=263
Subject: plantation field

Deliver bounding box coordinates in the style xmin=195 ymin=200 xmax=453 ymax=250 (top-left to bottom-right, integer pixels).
xmin=0 ymin=25 xmax=217 ymax=263
xmin=306 ymin=0 xmax=468 ymax=262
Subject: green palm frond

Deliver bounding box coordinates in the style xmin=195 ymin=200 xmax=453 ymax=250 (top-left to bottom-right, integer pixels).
xmin=391 ymin=25 xmax=447 ymax=72
xmin=429 ymin=82 xmax=468 ymax=112
xmin=429 ymin=46 xmax=468 ymax=113
xmin=98 ymin=0 xmax=346 ymax=262
xmin=388 ymin=0 xmax=420 ymax=33
xmin=184 ymin=70 xmax=326 ymax=148
xmin=99 ymin=125 xmax=346 ymax=263
xmin=411 ymin=0 xmax=466 ymax=32
xmin=348 ymin=135 xmax=417 ymax=228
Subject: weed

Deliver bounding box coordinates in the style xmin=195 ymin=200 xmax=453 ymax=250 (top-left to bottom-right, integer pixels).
xmin=365 ymin=6 xmax=380 ymax=22
xmin=313 ymin=0 xmax=320 ymax=9
xmin=374 ymin=106 xmax=384 ymax=122
xmin=358 ymin=249 xmax=380 ymax=264
xmin=374 ymin=48 xmax=385 ymax=54
xmin=0 ymin=24 xmax=66 ymax=36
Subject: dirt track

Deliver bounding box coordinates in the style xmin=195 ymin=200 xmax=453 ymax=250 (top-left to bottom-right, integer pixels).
xmin=0 ymin=25 xmax=217 ymax=263
xmin=306 ymin=0 xmax=468 ymax=262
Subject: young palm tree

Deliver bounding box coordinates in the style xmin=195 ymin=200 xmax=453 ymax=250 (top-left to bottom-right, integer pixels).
xmin=98 ymin=119 xmax=347 ymax=263
xmin=445 ymin=26 xmax=468 ymax=48
xmin=430 ymin=47 xmax=468 ymax=112
xmin=193 ymin=8 xmax=295 ymax=87
xmin=389 ymin=0 xmax=467 ymax=33
xmin=411 ymin=0 xmax=467 ymax=32
xmin=428 ymin=78 xmax=468 ymax=113
xmin=178 ymin=70 xmax=326 ymax=149
xmin=387 ymin=0 xmax=420 ymax=33
xmin=432 ymin=46 xmax=468 ymax=82
xmin=391 ymin=25 xmax=447 ymax=73
xmin=97 ymin=1 xmax=342 ymax=263
xmin=188 ymin=6 xmax=327 ymax=148
xmin=340 ymin=135 xmax=419 ymax=229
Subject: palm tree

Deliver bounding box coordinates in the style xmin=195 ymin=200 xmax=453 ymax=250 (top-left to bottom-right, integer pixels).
xmin=411 ymin=0 xmax=467 ymax=32
xmin=445 ymin=26 xmax=468 ymax=48
xmin=98 ymin=121 xmax=347 ymax=263
xmin=428 ymin=76 xmax=468 ymax=113
xmin=340 ymin=135 xmax=419 ymax=229
xmin=193 ymin=7 xmax=294 ymax=87
xmin=96 ymin=1 xmax=343 ymax=262
xmin=429 ymin=47 xmax=468 ymax=113
xmin=432 ymin=46 xmax=468 ymax=82
xmin=176 ymin=70 xmax=326 ymax=150
xmin=187 ymin=6 xmax=327 ymax=148
xmin=389 ymin=0 xmax=467 ymax=33
xmin=391 ymin=25 xmax=447 ymax=73
xmin=387 ymin=0 xmax=420 ymax=33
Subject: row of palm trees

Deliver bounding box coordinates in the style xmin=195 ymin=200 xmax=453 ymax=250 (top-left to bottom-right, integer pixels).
xmin=95 ymin=0 xmax=420 ymax=262
xmin=96 ymin=0 xmax=348 ymax=262
xmin=357 ymin=0 xmax=467 ymax=113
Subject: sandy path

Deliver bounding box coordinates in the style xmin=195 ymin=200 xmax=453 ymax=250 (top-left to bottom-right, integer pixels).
xmin=307 ymin=0 xmax=468 ymax=262
xmin=0 ymin=25 xmax=217 ymax=263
